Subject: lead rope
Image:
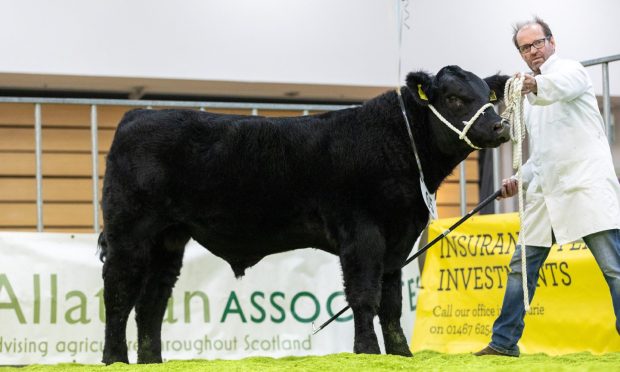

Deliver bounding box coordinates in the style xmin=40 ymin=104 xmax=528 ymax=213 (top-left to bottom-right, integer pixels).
xmin=502 ymin=73 xmax=530 ymax=312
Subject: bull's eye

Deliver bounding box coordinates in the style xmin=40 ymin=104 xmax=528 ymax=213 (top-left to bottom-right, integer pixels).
xmin=446 ymin=95 xmax=464 ymax=108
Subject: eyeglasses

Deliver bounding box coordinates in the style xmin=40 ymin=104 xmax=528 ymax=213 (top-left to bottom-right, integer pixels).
xmin=517 ymin=37 xmax=549 ymax=54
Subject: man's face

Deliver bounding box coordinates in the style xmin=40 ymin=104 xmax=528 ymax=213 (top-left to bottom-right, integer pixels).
xmin=515 ymin=24 xmax=555 ymax=73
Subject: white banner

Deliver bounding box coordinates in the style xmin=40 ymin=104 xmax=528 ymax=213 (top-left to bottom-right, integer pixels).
xmin=0 ymin=232 xmax=419 ymax=364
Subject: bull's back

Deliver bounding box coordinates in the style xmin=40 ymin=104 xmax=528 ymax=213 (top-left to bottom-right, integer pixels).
xmin=108 ymin=109 xmax=330 ymax=185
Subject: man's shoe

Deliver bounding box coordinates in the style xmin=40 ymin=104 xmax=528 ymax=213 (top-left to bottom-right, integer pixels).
xmin=473 ymin=345 xmax=517 ymax=357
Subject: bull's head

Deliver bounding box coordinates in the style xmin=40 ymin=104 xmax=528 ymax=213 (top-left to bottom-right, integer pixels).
xmin=406 ymin=65 xmax=511 ymax=150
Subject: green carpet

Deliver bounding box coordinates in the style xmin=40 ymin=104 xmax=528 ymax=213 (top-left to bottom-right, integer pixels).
xmin=2 ymin=351 xmax=619 ymax=371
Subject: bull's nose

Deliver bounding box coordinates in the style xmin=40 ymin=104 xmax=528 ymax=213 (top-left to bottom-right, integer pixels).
xmin=494 ymin=119 xmax=510 ymax=132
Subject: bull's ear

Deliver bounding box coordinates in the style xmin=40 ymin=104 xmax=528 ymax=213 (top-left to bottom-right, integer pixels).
xmin=406 ymin=71 xmax=433 ymax=106
xmin=484 ymin=74 xmax=509 ymax=102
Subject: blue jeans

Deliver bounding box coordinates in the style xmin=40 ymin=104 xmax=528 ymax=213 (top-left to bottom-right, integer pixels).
xmin=489 ymin=229 xmax=620 ymax=356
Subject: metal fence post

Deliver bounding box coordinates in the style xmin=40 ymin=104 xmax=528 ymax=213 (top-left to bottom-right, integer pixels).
xmin=34 ymin=104 xmax=43 ymax=232
xmin=581 ymin=54 xmax=619 ymax=143
xmin=602 ymin=62 xmax=613 ymax=143
xmin=459 ymin=162 xmax=466 ymax=215
xmin=91 ymin=105 xmax=100 ymax=233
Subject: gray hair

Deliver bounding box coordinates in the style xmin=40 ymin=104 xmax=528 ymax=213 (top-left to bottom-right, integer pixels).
xmin=512 ymin=16 xmax=553 ymax=49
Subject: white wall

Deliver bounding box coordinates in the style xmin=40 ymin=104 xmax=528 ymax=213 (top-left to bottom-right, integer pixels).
xmin=0 ymin=0 xmax=618 ymax=95
xmin=0 ymin=0 xmax=397 ymax=86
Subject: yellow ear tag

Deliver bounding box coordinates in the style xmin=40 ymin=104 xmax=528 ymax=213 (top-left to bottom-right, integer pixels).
xmin=417 ymin=84 xmax=428 ymax=101
xmin=489 ymin=90 xmax=497 ymax=102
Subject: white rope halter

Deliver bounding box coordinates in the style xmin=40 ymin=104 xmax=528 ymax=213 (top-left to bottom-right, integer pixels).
xmin=427 ymin=103 xmax=495 ymax=150
xmin=502 ymin=73 xmax=530 ymax=312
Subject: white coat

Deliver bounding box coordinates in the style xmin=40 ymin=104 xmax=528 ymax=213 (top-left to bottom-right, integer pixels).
xmin=520 ymin=54 xmax=620 ymax=246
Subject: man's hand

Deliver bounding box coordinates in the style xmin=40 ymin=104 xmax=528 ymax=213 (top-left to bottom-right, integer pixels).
xmin=498 ymin=177 xmax=518 ymax=199
xmin=520 ymin=73 xmax=538 ymax=95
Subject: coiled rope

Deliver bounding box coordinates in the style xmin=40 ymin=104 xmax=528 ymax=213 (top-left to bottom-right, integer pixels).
xmin=501 ymin=73 xmax=530 ymax=311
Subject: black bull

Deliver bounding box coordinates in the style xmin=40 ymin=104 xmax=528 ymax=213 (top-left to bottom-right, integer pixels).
xmin=99 ymin=65 xmax=510 ymax=364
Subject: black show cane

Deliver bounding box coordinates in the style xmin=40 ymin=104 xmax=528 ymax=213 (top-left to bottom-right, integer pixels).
xmin=311 ymin=188 xmax=502 ymax=335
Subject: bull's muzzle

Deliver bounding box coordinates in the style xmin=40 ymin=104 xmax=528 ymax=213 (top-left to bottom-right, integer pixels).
xmin=495 ymin=119 xmax=511 ymax=141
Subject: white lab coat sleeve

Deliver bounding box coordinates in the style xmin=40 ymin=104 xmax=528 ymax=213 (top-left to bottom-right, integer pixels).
xmin=527 ymin=61 xmax=589 ymax=105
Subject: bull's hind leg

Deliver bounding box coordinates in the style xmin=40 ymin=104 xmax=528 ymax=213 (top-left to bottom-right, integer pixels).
xmin=338 ymin=220 xmax=386 ymax=354
xmin=135 ymin=227 xmax=189 ymax=364
xmin=102 ymin=236 xmax=146 ymax=365
xmin=378 ymin=269 xmax=412 ymax=356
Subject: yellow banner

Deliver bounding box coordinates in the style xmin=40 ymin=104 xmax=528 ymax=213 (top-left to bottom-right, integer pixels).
xmin=411 ymin=213 xmax=620 ymax=355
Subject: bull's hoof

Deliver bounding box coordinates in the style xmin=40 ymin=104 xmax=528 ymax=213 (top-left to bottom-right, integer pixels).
xmin=138 ymin=353 xmax=163 ymax=364
xmin=385 ymin=337 xmax=413 ymax=357
xmin=383 ymin=328 xmax=413 ymax=357
xmin=387 ymin=346 xmax=413 ymax=357
xmin=353 ymin=342 xmax=381 ymax=354
xmin=102 ymin=355 xmax=129 ymax=365
xmin=103 ymin=342 xmax=129 ymax=365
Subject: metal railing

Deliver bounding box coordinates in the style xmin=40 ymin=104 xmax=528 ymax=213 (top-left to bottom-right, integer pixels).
xmin=582 ymin=54 xmax=620 ymax=144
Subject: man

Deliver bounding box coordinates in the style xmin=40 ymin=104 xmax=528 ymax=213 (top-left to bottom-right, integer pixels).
xmin=475 ymin=16 xmax=620 ymax=357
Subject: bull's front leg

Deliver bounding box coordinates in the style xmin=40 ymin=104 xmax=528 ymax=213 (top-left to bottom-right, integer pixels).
xmin=378 ymin=269 xmax=412 ymax=356
xmin=338 ymin=220 xmax=386 ymax=354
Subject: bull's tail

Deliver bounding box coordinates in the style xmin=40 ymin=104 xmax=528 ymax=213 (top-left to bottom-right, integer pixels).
xmin=98 ymin=231 xmax=108 ymax=262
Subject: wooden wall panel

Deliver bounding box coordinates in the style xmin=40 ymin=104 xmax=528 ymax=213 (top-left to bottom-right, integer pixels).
xmin=0 ymin=153 xmax=35 ymax=176
xmin=0 ymin=178 xmax=35 ymax=201
xmin=0 ymin=202 xmax=102 ymax=228
xmin=0 ymin=103 xmax=36 ymax=126
xmin=0 ymin=178 xmax=102 ymax=202
xmin=202 ymin=108 xmax=253 ymax=116
xmin=0 ymin=127 xmax=114 ymax=152
xmin=437 ymin=206 xmax=464 ymax=218
xmin=0 ymin=202 xmax=36 ymax=226
xmin=40 ymin=104 xmax=91 ymax=127
xmin=0 ymin=227 xmax=40 ymax=232
xmin=45 ymin=227 xmax=97 ymax=233
xmin=255 ymin=110 xmax=306 ymax=117
xmin=0 ymin=153 xmax=106 ymax=177
xmin=45 ymin=203 xmax=102 ymax=226
xmin=445 ymin=158 xmax=479 ymax=182
xmin=98 ymin=106 xmax=140 ymax=128
xmin=436 ymin=182 xmax=478 ymax=204
xmin=0 ymin=127 xmax=34 ymax=150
